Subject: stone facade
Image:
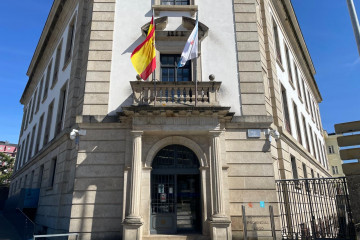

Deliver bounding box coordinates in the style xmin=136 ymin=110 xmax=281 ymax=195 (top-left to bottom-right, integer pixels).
xmin=9 ymin=0 xmax=330 ymax=239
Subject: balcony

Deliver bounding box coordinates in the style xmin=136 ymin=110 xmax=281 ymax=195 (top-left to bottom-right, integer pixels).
xmin=130 ymin=81 xmax=221 ymax=107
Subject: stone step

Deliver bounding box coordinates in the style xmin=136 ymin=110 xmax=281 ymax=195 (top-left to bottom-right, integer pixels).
xmin=143 ymin=234 xmax=210 ymax=240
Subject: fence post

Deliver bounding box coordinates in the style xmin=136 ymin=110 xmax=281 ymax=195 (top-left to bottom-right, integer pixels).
xmin=269 ymin=205 xmax=276 ymax=240
xmin=342 ymin=177 xmax=356 ymax=239
xmin=306 ymin=178 xmax=316 ymax=240
xmin=242 ymin=205 xmax=247 ymax=240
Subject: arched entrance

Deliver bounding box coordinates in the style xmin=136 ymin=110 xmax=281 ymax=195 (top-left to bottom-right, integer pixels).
xmin=150 ymin=144 xmax=201 ymax=234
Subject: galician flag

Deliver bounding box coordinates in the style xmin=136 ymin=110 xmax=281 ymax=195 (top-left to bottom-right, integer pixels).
xmin=177 ymin=15 xmax=198 ymax=68
xmin=131 ymin=16 xmax=156 ymax=80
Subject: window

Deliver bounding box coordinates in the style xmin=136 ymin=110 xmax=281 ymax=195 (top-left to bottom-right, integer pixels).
xmin=328 ymin=145 xmax=335 ymax=154
xmin=294 ymin=64 xmax=302 ymax=98
xmin=302 ymin=163 xmax=308 ymax=178
xmin=35 ymin=114 xmax=44 ymax=154
xmin=43 ymin=60 xmax=53 ymax=102
xmin=161 ymin=0 xmax=189 ymax=5
xmin=30 ymin=170 xmax=35 ymax=188
xmin=23 ymin=134 xmax=30 ymax=165
xmin=332 ymin=166 xmax=339 ymax=175
xmin=311 ymin=169 xmax=316 ymax=192
xmin=285 ymin=44 xmax=293 ymax=83
xmin=64 ymin=19 xmax=75 ymax=64
xmin=20 ymin=110 xmax=26 ymax=137
xmin=29 ymin=95 xmax=35 ymax=123
xmin=302 ymin=80 xmax=308 ymax=110
xmin=17 ymin=140 xmax=25 ymax=170
xmin=52 ymin=41 xmax=62 ymax=88
xmin=55 ymin=83 xmax=67 ymax=136
xmin=38 ymin=165 xmax=44 ymax=188
xmin=281 ymin=85 xmax=291 ymax=134
xmin=293 ymin=103 xmax=302 ymax=144
xmin=161 ymin=54 xmax=191 ymax=82
xmin=36 ymin=77 xmax=44 ymax=112
xmin=29 ymin=125 xmax=37 ymax=158
xmin=24 ymin=174 xmax=28 ymax=188
xmin=49 ymin=157 xmax=57 ymax=188
xmin=19 ymin=178 xmax=22 ymax=189
xmin=272 ymin=18 xmax=282 ymax=63
xmin=24 ymin=107 xmax=29 ymax=130
xmin=291 ymin=155 xmax=298 ymax=180
xmin=302 ymin=115 xmax=309 ymax=150
xmin=43 ymin=101 xmax=54 ymax=146
xmin=309 ymin=125 xmax=315 ymax=157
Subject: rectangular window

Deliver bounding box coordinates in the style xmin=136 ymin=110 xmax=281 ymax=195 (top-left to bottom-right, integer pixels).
xmin=302 ymin=80 xmax=309 ymax=110
xmin=49 ymin=157 xmax=57 ymax=188
xmin=161 ymin=0 xmax=189 ymax=5
xmin=17 ymin=140 xmax=25 ymax=170
xmin=328 ymin=145 xmax=335 ymax=154
xmin=14 ymin=144 xmax=21 ymax=171
xmin=272 ymin=18 xmax=282 ymax=63
xmin=30 ymin=170 xmax=35 ymax=188
xmin=38 ymin=165 xmax=44 ymax=188
xmin=323 ymin=145 xmax=329 ymax=170
xmin=36 ymin=77 xmax=44 ymax=112
xmin=291 ymin=155 xmax=298 ymax=179
xmin=24 ymin=107 xmax=29 ymax=130
xmin=160 ymin=54 xmax=191 ymax=82
xmin=23 ymin=134 xmax=30 ymax=165
xmin=24 ymin=174 xmax=28 ymax=188
xmin=311 ymin=131 xmax=318 ymax=160
xmin=19 ymin=178 xmax=22 ymax=189
xmin=29 ymin=93 xmax=36 ymax=123
xmin=302 ymin=115 xmax=309 ymax=150
xmin=52 ymin=41 xmax=62 ymax=88
xmin=285 ymin=44 xmax=293 ymax=83
xmin=43 ymin=101 xmax=54 ymax=146
xmin=294 ymin=64 xmax=302 ymax=98
xmin=293 ymin=103 xmax=302 ymax=144
xmin=35 ymin=114 xmax=44 ymax=154
xmin=281 ymin=85 xmax=291 ymax=134
xmin=64 ymin=20 xmax=75 ymax=64
xmin=316 ymin=137 xmax=322 ymax=164
xmin=20 ymin=109 xmax=27 ymax=137
xmin=302 ymin=163 xmax=307 ymax=178
xmin=309 ymin=125 xmax=315 ymax=157
xmin=55 ymin=84 xmax=67 ymax=136
xmin=311 ymin=169 xmax=316 ymax=193
xmin=43 ymin=60 xmax=53 ymax=102
xmin=29 ymin=125 xmax=37 ymax=158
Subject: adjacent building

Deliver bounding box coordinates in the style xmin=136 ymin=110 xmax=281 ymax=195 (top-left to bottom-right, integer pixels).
xmin=0 ymin=141 xmax=18 ymax=158
xmin=8 ymin=0 xmax=330 ymax=239
xmin=323 ymin=131 xmax=344 ymax=177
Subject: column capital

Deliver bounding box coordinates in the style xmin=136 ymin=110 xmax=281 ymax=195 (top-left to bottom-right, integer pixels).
xmin=131 ymin=130 xmax=143 ymax=137
xmin=209 ymin=130 xmax=223 ymax=137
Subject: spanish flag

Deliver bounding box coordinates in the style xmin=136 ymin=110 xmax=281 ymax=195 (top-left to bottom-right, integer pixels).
xmin=131 ymin=16 xmax=156 ymax=80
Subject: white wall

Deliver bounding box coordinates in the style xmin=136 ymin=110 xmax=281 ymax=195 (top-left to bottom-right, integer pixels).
xmin=17 ymin=7 xmax=78 ymax=169
xmin=108 ymin=0 xmax=241 ymax=115
xmin=270 ymin=5 xmax=328 ymax=169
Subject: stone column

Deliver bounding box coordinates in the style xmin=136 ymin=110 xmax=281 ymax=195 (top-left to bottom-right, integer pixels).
xmin=123 ymin=131 xmax=143 ymax=240
xmin=209 ymin=130 xmax=232 ymax=240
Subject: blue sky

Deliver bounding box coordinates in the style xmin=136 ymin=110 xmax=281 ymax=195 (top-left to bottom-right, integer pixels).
xmin=0 ymin=1 xmax=359 ymax=144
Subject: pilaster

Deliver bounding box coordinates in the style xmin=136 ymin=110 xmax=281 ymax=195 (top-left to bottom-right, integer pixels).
xmin=209 ymin=130 xmax=232 ymax=240
xmin=123 ymin=130 xmax=143 ymax=240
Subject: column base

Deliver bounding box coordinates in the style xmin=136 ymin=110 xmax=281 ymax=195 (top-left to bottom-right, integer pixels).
xmin=123 ymin=217 xmax=143 ymax=240
xmin=210 ymin=216 xmax=232 ymax=240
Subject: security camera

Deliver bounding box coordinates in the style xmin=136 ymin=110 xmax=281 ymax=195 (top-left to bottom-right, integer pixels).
xmin=70 ymin=130 xmax=77 ymax=140
xmin=265 ymin=129 xmax=280 ymax=142
xmin=69 ymin=129 xmax=86 ymax=140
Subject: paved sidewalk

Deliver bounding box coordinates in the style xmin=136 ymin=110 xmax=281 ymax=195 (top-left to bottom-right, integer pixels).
xmin=0 ymin=211 xmax=21 ymax=240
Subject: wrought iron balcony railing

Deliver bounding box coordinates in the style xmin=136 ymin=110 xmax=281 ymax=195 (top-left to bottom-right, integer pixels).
xmin=130 ymin=81 xmax=221 ymax=107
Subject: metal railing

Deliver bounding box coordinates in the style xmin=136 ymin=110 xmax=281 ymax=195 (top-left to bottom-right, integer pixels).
xmin=130 ymin=81 xmax=221 ymax=107
xmin=33 ymin=233 xmax=79 ymax=240
xmin=276 ymin=177 xmax=356 ymax=239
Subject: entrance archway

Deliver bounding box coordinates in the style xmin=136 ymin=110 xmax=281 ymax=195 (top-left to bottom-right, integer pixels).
xmin=150 ymin=144 xmax=201 ymax=234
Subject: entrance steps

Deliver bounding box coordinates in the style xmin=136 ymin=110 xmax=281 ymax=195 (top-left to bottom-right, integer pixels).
xmin=143 ymin=234 xmax=210 ymax=240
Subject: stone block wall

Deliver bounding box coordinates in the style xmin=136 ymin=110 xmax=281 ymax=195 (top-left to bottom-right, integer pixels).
xmin=69 ymin=126 xmax=127 ymax=240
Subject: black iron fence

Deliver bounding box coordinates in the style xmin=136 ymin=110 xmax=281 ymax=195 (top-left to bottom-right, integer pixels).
xmin=276 ymin=177 xmax=356 ymax=239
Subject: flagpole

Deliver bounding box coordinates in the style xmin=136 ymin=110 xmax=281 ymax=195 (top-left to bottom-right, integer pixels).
xmin=152 ymin=9 xmax=157 ymax=106
xmin=195 ymin=13 xmax=198 ymax=107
